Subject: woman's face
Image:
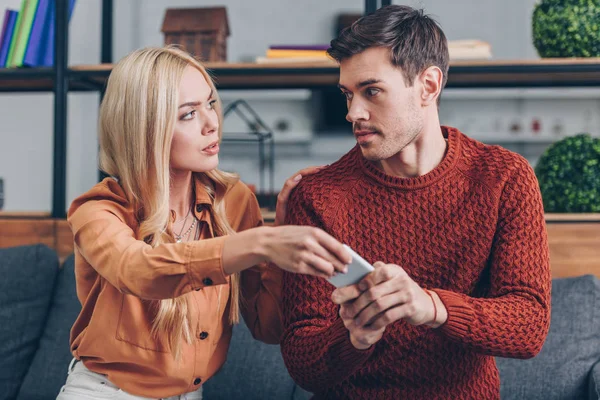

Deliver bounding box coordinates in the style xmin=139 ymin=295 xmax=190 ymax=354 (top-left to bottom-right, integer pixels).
xmin=170 ymin=66 xmax=220 ymax=174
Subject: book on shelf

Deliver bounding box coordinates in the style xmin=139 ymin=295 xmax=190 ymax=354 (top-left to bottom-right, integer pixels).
xmin=0 ymin=0 xmax=76 ymax=69
xmin=8 ymin=0 xmax=39 ymax=68
xmin=269 ymin=44 xmax=330 ymax=51
xmin=40 ymin=0 xmax=76 ymax=67
xmin=22 ymin=0 xmax=49 ymax=67
xmin=255 ymin=56 xmax=336 ymax=65
xmin=256 ymin=45 xmax=333 ymax=63
xmin=0 ymin=9 xmax=18 ymax=67
xmin=4 ymin=0 xmax=27 ymax=67
xmin=448 ymin=39 xmax=492 ymax=60
xmin=266 ymin=49 xmax=329 ymax=59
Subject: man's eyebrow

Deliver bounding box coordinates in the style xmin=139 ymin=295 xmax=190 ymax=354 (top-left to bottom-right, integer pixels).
xmin=338 ymin=79 xmax=382 ymax=91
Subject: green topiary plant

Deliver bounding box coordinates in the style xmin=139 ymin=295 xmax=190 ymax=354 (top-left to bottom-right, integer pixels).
xmin=532 ymin=0 xmax=600 ymax=57
xmin=535 ymin=133 xmax=600 ymax=212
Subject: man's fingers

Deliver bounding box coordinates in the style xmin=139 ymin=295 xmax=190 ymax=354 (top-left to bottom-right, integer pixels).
xmin=355 ymin=292 xmax=405 ymax=327
xmin=368 ymin=304 xmax=411 ymax=330
xmin=332 ymin=285 xmax=361 ymax=304
xmin=358 ymin=263 xmax=405 ymax=291
xmin=346 ymin=279 xmax=402 ymax=319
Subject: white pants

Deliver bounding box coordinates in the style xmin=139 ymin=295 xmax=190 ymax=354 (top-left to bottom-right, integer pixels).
xmin=56 ymin=358 xmax=203 ymax=400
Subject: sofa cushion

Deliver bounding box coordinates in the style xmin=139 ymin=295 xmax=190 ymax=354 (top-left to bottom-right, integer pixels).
xmin=17 ymin=254 xmax=81 ymax=400
xmin=0 ymin=245 xmax=58 ymax=400
xmin=496 ymin=275 xmax=600 ymax=400
xmin=203 ymin=320 xmax=300 ymax=400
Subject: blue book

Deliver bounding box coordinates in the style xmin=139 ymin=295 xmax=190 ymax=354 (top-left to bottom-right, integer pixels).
xmin=23 ymin=0 xmax=49 ymax=67
xmin=0 ymin=10 xmax=18 ymax=67
xmin=40 ymin=0 xmax=76 ymax=67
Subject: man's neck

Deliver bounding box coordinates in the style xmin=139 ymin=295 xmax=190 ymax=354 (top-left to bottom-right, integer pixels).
xmin=377 ymin=125 xmax=447 ymax=178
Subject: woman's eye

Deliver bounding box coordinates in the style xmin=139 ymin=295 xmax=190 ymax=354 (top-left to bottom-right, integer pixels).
xmin=181 ymin=110 xmax=196 ymax=120
xmin=208 ymin=100 xmax=217 ymax=110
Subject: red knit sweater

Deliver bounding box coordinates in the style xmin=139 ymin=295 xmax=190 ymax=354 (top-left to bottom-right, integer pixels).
xmin=281 ymin=127 xmax=551 ymax=400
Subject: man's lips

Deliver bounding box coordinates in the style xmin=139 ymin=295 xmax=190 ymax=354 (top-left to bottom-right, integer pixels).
xmin=354 ymin=130 xmax=376 ymax=137
xmin=354 ymin=130 xmax=377 ymax=144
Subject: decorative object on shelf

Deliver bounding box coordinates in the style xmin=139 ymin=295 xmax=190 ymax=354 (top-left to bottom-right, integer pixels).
xmin=535 ymin=133 xmax=600 ymax=212
xmin=161 ymin=7 xmax=229 ymax=62
xmin=532 ymin=0 xmax=600 ymax=57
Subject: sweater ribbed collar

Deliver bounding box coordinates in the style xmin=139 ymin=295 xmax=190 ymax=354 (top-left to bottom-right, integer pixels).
xmin=359 ymin=126 xmax=461 ymax=190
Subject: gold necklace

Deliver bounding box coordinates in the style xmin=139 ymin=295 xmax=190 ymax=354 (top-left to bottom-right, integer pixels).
xmin=174 ymin=217 xmax=196 ymax=243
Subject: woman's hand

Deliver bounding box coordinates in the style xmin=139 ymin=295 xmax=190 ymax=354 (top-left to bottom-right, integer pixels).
xmin=262 ymin=225 xmax=351 ymax=279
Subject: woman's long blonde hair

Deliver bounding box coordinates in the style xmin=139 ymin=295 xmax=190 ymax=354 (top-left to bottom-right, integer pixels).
xmin=98 ymin=46 xmax=240 ymax=359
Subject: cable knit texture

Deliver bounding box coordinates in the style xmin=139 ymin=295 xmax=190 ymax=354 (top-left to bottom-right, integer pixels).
xmin=280 ymin=126 xmax=551 ymax=400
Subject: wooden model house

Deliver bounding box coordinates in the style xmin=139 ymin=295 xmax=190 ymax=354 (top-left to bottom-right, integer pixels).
xmin=162 ymin=7 xmax=229 ymax=62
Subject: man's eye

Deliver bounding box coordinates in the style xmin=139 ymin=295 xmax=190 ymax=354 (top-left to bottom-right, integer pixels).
xmin=366 ymin=88 xmax=380 ymax=97
xmin=341 ymin=91 xmax=352 ymax=100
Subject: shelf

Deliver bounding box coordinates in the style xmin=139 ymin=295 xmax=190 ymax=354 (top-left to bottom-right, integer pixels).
xmin=443 ymin=87 xmax=600 ymax=99
xmin=545 ymin=213 xmax=600 ymax=223
xmin=0 ymin=211 xmax=52 ymax=218
xmin=448 ymin=58 xmax=600 ymax=88
xmin=52 ymin=58 xmax=600 ymax=90
xmin=5 ymin=58 xmax=600 ymax=93
xmin=72 ymin=58 xmax=600 ymax=89
xmin=0 ymin=67 xmax=106 ymax=92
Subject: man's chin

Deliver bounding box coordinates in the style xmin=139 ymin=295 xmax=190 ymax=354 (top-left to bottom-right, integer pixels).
xmin=359 ymin=146 xmax=384 ymax=162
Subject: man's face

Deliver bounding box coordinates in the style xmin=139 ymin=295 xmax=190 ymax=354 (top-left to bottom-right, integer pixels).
xmin=339 ymin=47 xmax=424 ymax=161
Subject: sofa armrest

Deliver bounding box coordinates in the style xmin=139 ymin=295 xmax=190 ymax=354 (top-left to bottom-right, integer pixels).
xmin=590 ymin=361 xmax=600 ymax=400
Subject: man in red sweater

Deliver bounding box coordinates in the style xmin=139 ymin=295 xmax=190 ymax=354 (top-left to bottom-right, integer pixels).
xmin=280 ymin=5 xmax=551 ymax=400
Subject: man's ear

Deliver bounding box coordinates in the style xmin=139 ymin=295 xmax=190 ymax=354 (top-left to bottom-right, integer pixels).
xmin=419 ymin=66 xmax=443 ymax=107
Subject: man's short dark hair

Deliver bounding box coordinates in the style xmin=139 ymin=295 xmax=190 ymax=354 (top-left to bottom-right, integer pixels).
xmin=328 ymin=5 xmax=449 ymax=98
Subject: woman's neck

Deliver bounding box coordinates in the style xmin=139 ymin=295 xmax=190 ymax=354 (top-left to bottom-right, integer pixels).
xmin=169 ymin=170 xmax=194 ymax=220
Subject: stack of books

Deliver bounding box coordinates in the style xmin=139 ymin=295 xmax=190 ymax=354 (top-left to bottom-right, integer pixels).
xmin=0 ymin=0 xmax=76 ymax=68
xmin=256 ymin=45 xmax=335 ymax=64
xmin=448 ymin=40 xmax=492 ymax=61
xmin=255 ymin=40 xmax=491 ymax=64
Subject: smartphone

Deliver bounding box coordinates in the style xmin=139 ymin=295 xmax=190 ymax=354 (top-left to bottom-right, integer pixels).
xmin=327 ymin=244 xmax=375 ymax=288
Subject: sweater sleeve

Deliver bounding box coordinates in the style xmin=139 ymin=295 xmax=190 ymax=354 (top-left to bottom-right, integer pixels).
xmin=435 ymin=162 xmax=551 ymax=359
xmin=279 ymin=184 xmax=374 ymax=393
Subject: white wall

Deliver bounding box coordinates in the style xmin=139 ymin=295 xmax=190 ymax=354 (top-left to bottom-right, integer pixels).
xmin=0 ymin=0 xmax=585 ymax=211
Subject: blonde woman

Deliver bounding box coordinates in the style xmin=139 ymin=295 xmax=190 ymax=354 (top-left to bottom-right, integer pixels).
xmin=57 ymin=47 xmax=350 ymax=400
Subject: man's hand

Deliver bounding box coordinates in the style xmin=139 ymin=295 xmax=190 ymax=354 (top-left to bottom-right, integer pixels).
xmin=332 ymin=262 xmax=447 ymax=349
xmin=338 ymin=303 xmax=386 ymax=350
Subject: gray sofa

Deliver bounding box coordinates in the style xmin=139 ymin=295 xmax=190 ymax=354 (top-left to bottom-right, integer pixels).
xmin=1 ymin=244 xmax=598 ymax=400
